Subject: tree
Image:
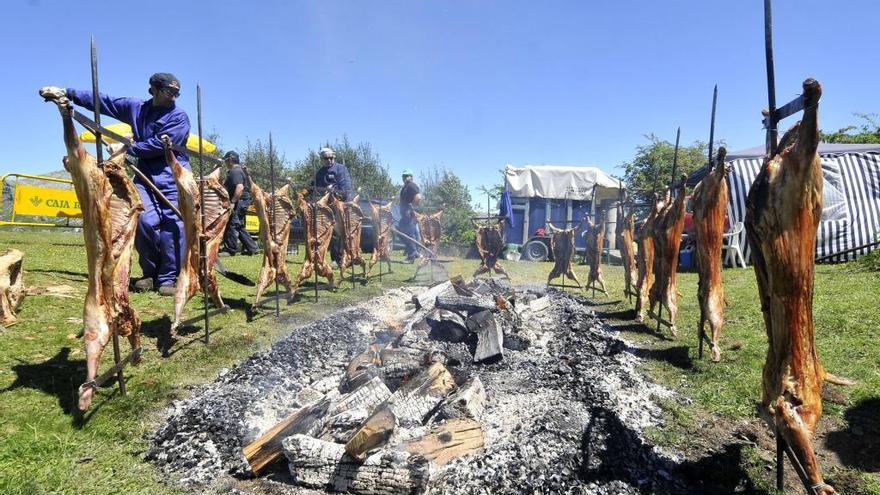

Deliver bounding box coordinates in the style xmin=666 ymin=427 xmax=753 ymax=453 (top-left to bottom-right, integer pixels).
xmin=419 ymin=166 xmax=477 ymax=245
xmin=821 ymin=113 xmax=880 ymax=144
xmin=239 ymin=138 xmax=294 ymax=190
xmin=620 ymin=134 xmax=709 ymax=202
xmin=290 ymin=136 xmax=397 ymax=199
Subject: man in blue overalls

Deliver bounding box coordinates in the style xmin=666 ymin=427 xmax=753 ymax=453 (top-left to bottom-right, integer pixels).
xmin=313 ymin=147 xmax=352 ymax=264
xmin=40 ymin=73 xmax=191 ymax=296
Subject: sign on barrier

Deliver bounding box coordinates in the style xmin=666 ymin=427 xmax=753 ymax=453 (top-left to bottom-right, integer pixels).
xmin=245 ymin=213 xmax=258 ymax=233
xmin=13 ymin=183 xmax=82 ymax=218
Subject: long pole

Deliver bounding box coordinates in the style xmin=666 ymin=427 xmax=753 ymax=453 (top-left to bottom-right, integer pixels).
xmin=708 ymin=85 xmax=718 ymax=165
xmin=90 ymin=37 xmax=125 ymax=397
xmin=313 ymin=151 xmax=319 ymax=302
xmin=670 ymin=127 xmax=681 ymax=187
xmin=197 ymin=84 xmax=209 ymax=344
xmin=269 ymin=133 xmax=279 ymax=317
xmin=764 ymin=0 xmax=778 ymax=156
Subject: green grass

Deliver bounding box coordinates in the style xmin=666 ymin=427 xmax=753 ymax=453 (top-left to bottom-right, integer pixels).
xmin=1 ymin=232 xmax=878 ymax=494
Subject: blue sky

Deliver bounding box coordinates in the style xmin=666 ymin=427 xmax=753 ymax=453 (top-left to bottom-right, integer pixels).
xmin=2 ymin=0 xmax=877 ymax=202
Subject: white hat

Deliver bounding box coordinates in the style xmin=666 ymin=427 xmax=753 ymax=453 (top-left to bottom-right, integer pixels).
xmin=319 ymin=147 xmax=336 ymax=159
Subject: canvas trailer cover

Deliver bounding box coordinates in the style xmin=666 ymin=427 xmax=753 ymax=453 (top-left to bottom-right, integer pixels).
xmin=503 ymin=165 xmax=623 ymax=250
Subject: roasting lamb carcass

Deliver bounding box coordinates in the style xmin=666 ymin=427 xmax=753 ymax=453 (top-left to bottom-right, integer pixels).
xmin=648 ymin=178 xmax=687 ymax=335
xmin=618 ymin=208 xmax=637 ymax=301
xmin=634 ymin=194 xmax=663 ymax=321
xmin=164 ymin=136 xmax=232 ymax=335
xmin=0 ymin=249 xmax=25 ymax=325
xmin=251 ymin=181 xmax=297 ymax=309
xmin=366 ymin=201 xmax=394 ymax=276
xmin=291 ymin=191 xmax=336 ymax=296
xmin=692 ymin=147 xmax=730 ymax=361
xmin=329 ymin=193 xmax=366 ymax=280
xmin=546 ymin=222 xmax=581 ymax=287
xmin=746 ymin=79 xmax=846 ymax=495
xmin=414 ymin=210 xmax=443 ymax=257
xmin=43 ymin=95 xmax=144 ymax=411
xmin=472 ymin=218 xmax=509 ymax=279
xmin=583 ymin=217 xmax=608 ymax=295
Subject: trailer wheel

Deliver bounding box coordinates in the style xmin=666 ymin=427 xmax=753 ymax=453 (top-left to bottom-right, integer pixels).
xmin=523 ymin=239 xmax=549 ymax=261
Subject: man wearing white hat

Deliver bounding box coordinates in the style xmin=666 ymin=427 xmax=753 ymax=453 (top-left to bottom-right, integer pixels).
xmin=313 ymin=147 xmax=352 ymax=264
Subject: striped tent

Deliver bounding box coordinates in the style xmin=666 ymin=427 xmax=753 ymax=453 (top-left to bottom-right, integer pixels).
xmin=722 ymin=144 xmax=880 ymax=263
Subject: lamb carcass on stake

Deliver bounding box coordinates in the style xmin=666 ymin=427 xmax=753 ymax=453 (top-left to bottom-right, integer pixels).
xmin=42 ymin=93 xmax=143 ymax=411
xmin=472 ymin=218 xmax=509 ymax=279
xmin=0 ymin=249 xmax=25 ymax=325
xmin=366 ymin=201 xmax=394 ymax=276
xmin=692 ymin=147 xmax=729 ymax=361
xmin=634 ymin=194 xmax=663 ymax=321
xmin=414 ymin=210 xmax=443 ymax=258
xmin=583 ymin=216 xmax=608 ymax=295
xmin=617 ymin=204 xmax=637 ymax=301
xmin=648 ymin=177 xmax=687 ymax=335
xmin=250 ymin=181 xmax=297 ymax=310
xmin=546 ymin=222 xmax=581 ymax=287
xmin=746 ymin=79 xmax=849 ymax=495
xmin=291 ymin=191 xmax=336 ymax=296
xmin=329 ymin=193 xmax=366 ymax=280
xmin=164 ymin=136 xmax=232 ymax=335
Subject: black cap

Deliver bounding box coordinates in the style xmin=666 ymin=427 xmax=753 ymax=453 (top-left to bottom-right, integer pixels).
xmin=149 ymin=72 xmax=180 ymax=90
xmin=223 ymin=151 xmax=240 ymax=164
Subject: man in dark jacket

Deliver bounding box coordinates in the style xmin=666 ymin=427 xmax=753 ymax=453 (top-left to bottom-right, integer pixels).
xmin=313 ymin=147 xmax=352 ymax=264
xmin=220 ymin=151 xmax=259 ymax=256
xmin=40 ymin=73 xmax=190 ymax=296
xmin=398 ymin=168 xmax=422 ymax=262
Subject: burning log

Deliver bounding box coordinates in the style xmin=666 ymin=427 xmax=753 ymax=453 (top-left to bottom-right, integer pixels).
xmin=435 ymin=376 xmax=486 ymax=421
xmin=634 ymin=195 xmax=662 ymax=321
xmin=291 ymin=191 xmax=337 ymax=297
xmin=330 ymin=193 xmax=367 ymax=280
xmin=250 ymin=181 xmax=297 ymax=310
xmin=546 ymin=222 xmax=582 ymax=288
xmin=282 ymin=434 xmax=430 ymax=494
xmin=692 ymin=147 xmax=730 ymax=361
xmin=164 ymin=136 xmax=232 ymax=334
xmin=0 ymin=249 xmax=25 ymax=325
xmin=467 ymin=310 xmax=503 ymax=364
xmin=426 ymin=309 xmax=469 ymax=343
xmin=366 ymin=201 xmax=394 ymax=276
xmin=472 ymin=218 xmax=509 ymax=279
xmin=396 ymin=418 xmax=484 ymax=465
xmin=435 ymin=294 xmax=496 ymax=314
xmin=583 ymin=217 xmax=609 ymax=295
xmin=345 ymin=407 xmax=397 ymax=460
xmin=44 ymin=97 xmax=143 ymax=411
xmin=411 ymin=280 xmax=454 ymax=310
xmin=379 ymin=347 xmax=429 ymax=390
xmin=746 ymin=79 xmax=843 ymax=494
xmin=341 ymin=344 xmax=382 ymax=392
xmin=649 ymin=178 xmax=687 ymax=335
xmin=617 ymin=203 xmax=637 ymax=300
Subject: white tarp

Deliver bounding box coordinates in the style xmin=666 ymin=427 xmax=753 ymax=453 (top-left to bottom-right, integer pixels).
xmin=504 ymin=164 xmax=622 ymax=201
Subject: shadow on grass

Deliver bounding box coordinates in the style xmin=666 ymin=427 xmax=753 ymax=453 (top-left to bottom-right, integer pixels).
xmin=596 ymin=308 xmax=638 ymax=321
xmin=1 ymin=347 xmax=83 ymax=415
xmin=825 ymin=397 xmax=880 ymax=471
xmin=27 ymin=268 xmax=88 ymax=282
xmin=629 ymin=345 xmax=694 ymax=370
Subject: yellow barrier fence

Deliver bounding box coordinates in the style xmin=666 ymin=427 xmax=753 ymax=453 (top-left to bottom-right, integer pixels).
xmin=0 ymin=173 xmax=82 ymax=228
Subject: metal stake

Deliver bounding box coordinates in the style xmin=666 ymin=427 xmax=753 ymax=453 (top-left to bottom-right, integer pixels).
xmin=197 ymin=84 xmax=209 ymax=344
xmin=90 ymin=36 xmax=125 ymax=396
xmin=776 ymin=426 xmax=785 ymax=491
xmin=764 ymin=0 xmax=778 ymax=156
xmin=670 ymin=127 xmax=681 ymax=188
xmin=269 ymin=133 xmax=280 ymax=317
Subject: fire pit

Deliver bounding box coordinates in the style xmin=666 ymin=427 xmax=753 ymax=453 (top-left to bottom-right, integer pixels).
xmin=147 ymin=279 xmax=699 ymax=493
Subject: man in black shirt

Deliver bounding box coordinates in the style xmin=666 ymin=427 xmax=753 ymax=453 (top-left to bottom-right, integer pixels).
xmin=398 ymin=168 xmax=422 ymax=262
xmin=221 ymin=151 xmax=259 ymax=256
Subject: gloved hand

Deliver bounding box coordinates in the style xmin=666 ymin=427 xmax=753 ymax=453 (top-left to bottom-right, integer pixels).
xmin=39 ymin=86 xmax=67 ymax=102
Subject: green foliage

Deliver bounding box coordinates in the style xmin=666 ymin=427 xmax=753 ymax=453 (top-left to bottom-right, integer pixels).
xmin=419 ymin=166 xmax=477 ymax=245
xmin=620 ymin=134 xmax=709 ymax=201
xmin=821 ymin=113 xmax=880 ymax=144
xmin=238 ymin=138 xmax=294 ymax=191
xmin=289 ymin=136 xmax=397 ymax=200
xmin=856 ymin=246 xmax=880 ymax=271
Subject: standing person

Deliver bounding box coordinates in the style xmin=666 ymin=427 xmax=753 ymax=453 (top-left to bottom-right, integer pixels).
xmin=313 ymin=147 xmax=353 ymax=264
xmin=399 ymin=169 xmax=422 ymax=262
xmin=40 ymin=73 xmax=190 ymax=296
xmin=220 ymin=151 xmax=259 ymax=256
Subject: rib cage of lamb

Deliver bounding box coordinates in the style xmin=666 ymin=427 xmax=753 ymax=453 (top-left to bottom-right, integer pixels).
xmin=634 ymin=193 xmax=662 ymax=322
xmin=43 ymin=95 xmax=144 ymax=411
xmin=291 ymin=191 xmax=336 ymax=296
xmin=472 ymin=218 xmax=509 ymax=279
xmin=330 ymin=193 xmax=367 ymax=280
xmin=648 ymin=177 xmax=687 ymax=335
xmin=583 ymin=216 xmax=608 ymax=295
xmin=691 ymin=147 xmax=729 ymax=361
xmin=251 ymin=181 xmax=297 ymax=309
xmin=617 ymin=201 xmax=637 ymax=302
xmin=745 ymin=78 xmax=850 ymax=495
xmin=164 ymin=135 xmax=232 ymax=335
xmin=546 ymin=222 xmax=581 ymax=287
xmin=366 ymin=201 xmax=394 ymax=276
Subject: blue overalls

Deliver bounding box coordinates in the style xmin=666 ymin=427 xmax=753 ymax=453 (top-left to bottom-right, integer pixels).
xmin=67 ymin=89 xmax=191 ymax=287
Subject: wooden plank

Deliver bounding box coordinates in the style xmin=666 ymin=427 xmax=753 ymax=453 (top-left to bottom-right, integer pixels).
xmin=467 ymin=310 xmax=503 ymax=363
xmin=388 ymin=361 xmax=456 ymax=425
xmin=242 ymin=396 xmax=332 ymax=475
xmin=397 ymin=418 xmax=484 ymax=465
xmin=411 ymin=280 xmax=453 ymax=310
xmin=345 ymin=407 xmax=397 ymax=460
xmin=436 ymin=294 xmax=495 ymax=314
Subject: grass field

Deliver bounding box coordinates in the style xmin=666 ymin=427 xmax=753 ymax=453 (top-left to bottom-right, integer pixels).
xmin=0 ymin=230 xmax=878 ymax=494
